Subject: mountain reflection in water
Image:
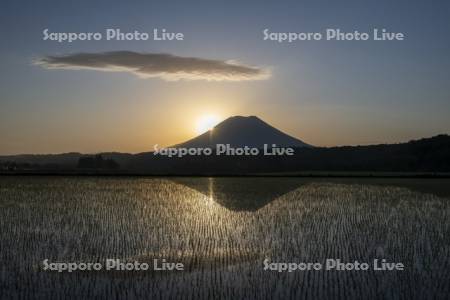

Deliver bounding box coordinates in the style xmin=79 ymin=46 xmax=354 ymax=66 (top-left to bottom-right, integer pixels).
xmin=169 ymin=177 xmax=304 ymax=211
xmin=170 ymin=177 xmax=450 ymax=211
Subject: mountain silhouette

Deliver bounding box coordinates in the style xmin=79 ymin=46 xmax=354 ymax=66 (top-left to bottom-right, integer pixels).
xmin=174 ymin=116 xmax=311 ymax=148
xmin=1 ymin=114 xmax=450 ymax=175
xmin=169 ymin=177 xmax=304 ymax=211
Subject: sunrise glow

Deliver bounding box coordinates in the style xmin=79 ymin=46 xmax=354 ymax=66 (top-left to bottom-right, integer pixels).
xmin=196 ymin=115 xmax=221 ymax=134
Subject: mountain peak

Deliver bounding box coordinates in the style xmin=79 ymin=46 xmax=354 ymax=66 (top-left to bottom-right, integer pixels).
xmin=175 ymin=115 xmax=312 ymax=148
xmin=219 ymin=115 xmax=262 ymax=123
xmin=227 ymin=115 xmax=260 ymax=119
xmin=212 ymin=115 xmax=265 ymax=129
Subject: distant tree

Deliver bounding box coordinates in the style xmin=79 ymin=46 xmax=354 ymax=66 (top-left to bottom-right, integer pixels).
xmin=77 ymin=156 xmax=96 ymax=169
xmin=104 ymin=158 xmax=120 ymax=170
xmin=77 ymin=155 xmax=120 ymax=170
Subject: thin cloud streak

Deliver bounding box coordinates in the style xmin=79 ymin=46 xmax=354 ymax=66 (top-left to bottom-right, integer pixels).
xmin=34 ymin=51 xmax=270 ymax=81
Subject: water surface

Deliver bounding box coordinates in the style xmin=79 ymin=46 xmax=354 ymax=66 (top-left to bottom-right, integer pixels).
xmin=0 ymin=177 xmax=449 ymax=299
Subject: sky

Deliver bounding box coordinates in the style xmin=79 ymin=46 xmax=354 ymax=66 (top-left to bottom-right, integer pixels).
xmin=0 ymin=0 xmax=449 ymax=154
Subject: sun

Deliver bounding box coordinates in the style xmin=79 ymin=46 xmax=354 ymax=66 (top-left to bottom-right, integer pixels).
xmin=196 ymin=115 xmax=220 ymax=134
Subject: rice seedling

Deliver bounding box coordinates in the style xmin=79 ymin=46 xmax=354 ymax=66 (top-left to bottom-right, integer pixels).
xmin=0 ymin=177 xmax=449 ymax=299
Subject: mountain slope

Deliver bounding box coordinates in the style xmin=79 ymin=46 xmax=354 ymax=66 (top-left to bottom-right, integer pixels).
xmin=175 ymin=116 xmax=311 ymax=148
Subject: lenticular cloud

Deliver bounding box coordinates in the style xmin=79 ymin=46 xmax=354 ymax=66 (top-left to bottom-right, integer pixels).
xmin=35 ymin=51 xmax=270 ymax=81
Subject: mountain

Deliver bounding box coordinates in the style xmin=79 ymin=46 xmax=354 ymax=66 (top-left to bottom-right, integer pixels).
xmin=0 ymin=152 xmax=134 ymax=166
xmin=174 ymin=116 xmax=311 ymax=148
xmin=1 ymin=113 xmax=450 ymax=175
xmin=131 ymin=134 xmax=450 ymax=174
